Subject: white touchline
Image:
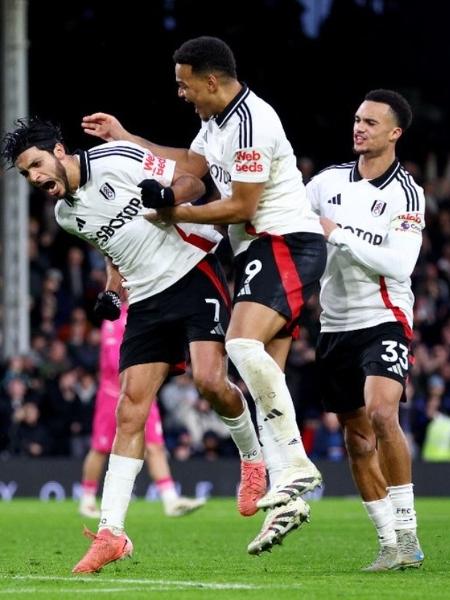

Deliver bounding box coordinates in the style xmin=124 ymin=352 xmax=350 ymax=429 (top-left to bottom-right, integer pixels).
xmin=0 ymin=587 xmax=208 ymax=594
xmin=0 ymin=575 xmax=304 ymax=591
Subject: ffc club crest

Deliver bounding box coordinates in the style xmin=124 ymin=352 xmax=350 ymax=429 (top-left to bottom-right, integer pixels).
xmin=99 ymin=182 xmax=116 ymax=201
xmin=371 ymin=199 xmax=386 ymax=216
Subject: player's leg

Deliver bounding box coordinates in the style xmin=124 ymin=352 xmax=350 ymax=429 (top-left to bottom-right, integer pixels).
xmin=79 ymin=388 xmax=117 ymax=518
xmin=79 ymin=449 xmax=107 ymax=518
xmin=144 ymin=402 xmax=205 ymax=517
xmin=186 ymin=255 xmax=266 ymax=517
xmin=365 ymin=375 xmax=424 ymax=569
xmin=338 ymin=408 xmax=398 ymax=571
xmin=245 ymin=329 xmax=314 ymax=554
xmin=227 ymin=234 xmax=325 ymax=512
xmin=227 ymin=305 xmax=316 ymax=553
xmin=226 ymin=301 xmax=321 ymax=509
xmin=73 ymin=362 xmax=169 ymax=574
xmin=258 ymin=336 xmax=293 ymax=488
xmin=190 ymin=339 xmax=266 ymax=517
xmin=316 ymin=327 xmax=401 ymax=571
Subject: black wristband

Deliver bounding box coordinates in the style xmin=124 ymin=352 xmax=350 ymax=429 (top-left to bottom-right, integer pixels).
xmin=161 ymin=186 xmax=175 ymax=206
xmin=138 ymin=179 xmax=176 ymax=209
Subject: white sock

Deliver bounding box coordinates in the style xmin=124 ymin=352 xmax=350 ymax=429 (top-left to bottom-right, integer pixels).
xmin=99 ymin=454 xmax=143 ymax=534
xmin=81 ymin=491 xmax=97 ymax=504
xmin=256 ymin=406 xmax=284 ymax=486
xmin=362 ymin=496 xmax=397 ymax=546
xmin=387 ymin=483 xmax=417 ymax=531
xmin=226 ymin=338 xmax=308 ymax=467
xmin=156 ymin=477 xmax=178 ymax=504
xmin=219 ymin=401 xmax=263 ymax=462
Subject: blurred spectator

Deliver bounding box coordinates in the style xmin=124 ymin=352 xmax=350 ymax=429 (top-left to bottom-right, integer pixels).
xmin=63 ymin=246 xmax=87 ymax=305
xmin=70 ymin=371 xmax=97 ymax=457
xmin=311 ymin=412 xmax=345 ymax=462
xmin=39 ymin=339 xmax=73 ymax=381
xmin=43 ymin=369 xmax=81 ymax=455
xmin=10 ymin=402 xmax=49 ymax=457
xmin=422 ymin=393 xmax=450 ymax=461
xmin=178 ymin=397 xmax=231 ymax=455
xmin=297 ymin=156 xmax=315 ymax=184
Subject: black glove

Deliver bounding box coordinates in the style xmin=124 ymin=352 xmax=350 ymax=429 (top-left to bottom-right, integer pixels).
xmin=138 ymin=179 xmax=175 ymax=209
xmin=94 ymin=290 xmax=121 ymax=321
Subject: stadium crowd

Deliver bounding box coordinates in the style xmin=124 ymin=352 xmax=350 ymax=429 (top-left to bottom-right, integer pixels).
xmin=1 ymin=155 xmax=450 ymax=462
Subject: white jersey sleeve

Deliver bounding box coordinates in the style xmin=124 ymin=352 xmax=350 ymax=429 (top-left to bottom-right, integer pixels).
xmin=96 ymin=140 xmax=176 ymax=187
xmin=230 ymin=120 xmax=273 ymax=184
xmin=329 ymin=205 xmax=424 ymax=282
xmin=190 ymin=125 xmax=207 ymax=157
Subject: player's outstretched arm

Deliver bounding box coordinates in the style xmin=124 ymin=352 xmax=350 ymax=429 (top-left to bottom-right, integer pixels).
xmin=82 ymin=113 xmax=130 ymax=143
xmin=145 ymin=180 xmax=265 ymax=226
xmin=82 ymin=112 xmax=208 ymax=178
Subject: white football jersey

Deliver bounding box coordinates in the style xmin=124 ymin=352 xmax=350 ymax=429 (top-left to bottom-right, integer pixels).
xmin=55 ymin=141 xmax=222 ymax=303
xmin=190 ymin=85 xmax=322 ymax=256
xmin=307 ymin=160 xmax=425 ymax=334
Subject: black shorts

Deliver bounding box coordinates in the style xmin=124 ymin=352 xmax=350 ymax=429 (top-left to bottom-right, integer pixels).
xmin=119 ymin=254 xmax=231 ymax=373
xmin=233 ymin=232 xmax=326 ymax=336
xmin=316 ymin=322 xmax=412 ymax=413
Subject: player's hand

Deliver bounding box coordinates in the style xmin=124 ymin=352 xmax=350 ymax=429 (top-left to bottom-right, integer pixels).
xmin=81 ymin=113 xmax=128 ymax=142
xmin=144 ymin=207 xmax=175 ymax=226
xmin=320 ymin=216 xmax=338 ymax=240
xmin=138 ymin=179 xmax=175 ymax=209
xmin=93 ymin=290 xmax=121 ymax=320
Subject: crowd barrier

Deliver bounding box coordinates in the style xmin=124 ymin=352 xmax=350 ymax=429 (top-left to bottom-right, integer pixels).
xmin=0 ymin=459 xmax=449 ymax=500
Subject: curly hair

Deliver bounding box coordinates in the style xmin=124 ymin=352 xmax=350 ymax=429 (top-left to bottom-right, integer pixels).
xmin=173 ymin=36 xmax=237 ymax=79
xmin=1 ymin=116 xmax=64 ymax=166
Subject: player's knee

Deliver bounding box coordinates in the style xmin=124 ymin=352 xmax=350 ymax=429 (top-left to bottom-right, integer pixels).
xmin=116 ymin=394 xmax=147 ymax=435
xmin=345 ymin=429 xmax=376 ymax=459
xmin=193 ymin=369 xmax=223 ymax=400
xmin=225 ymin=337 xmax=264 ymax=368
xmin=366 ymin=405 xmax=398 ymax=437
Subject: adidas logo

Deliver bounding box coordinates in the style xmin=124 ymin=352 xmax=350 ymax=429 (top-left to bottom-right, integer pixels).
xmin=287 ymin=438 xmax=300 ymax=446
xmin=387 ymin=364 xmax=404 ymax=377
xmin=327 ymin=193 xmax=341 ymax=205
xmin=263 ymin=408 xmax=283 ymax=422
xmin=237 ymin=283 xmax=251 ymax=296
xmin=210 ymin=323 xmax=225 ymax=335
xmin=76 ymin=217 xmax=86 ymax=231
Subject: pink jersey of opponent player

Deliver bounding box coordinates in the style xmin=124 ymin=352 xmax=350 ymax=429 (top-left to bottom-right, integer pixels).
xmin=91 ymin=304 xmax=163 ymax=452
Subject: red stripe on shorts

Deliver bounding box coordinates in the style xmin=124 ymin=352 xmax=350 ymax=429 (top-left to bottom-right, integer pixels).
xmin=196 ymin=259 xmax=232 ymax=312
xmin=270 ymin=236 xmax=304 ymax=327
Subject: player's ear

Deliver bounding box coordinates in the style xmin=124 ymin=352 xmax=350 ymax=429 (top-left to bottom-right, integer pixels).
xmin=391 ymin=126 xmax=402 ymax=143
xmin=207 ymin=73 xmax=219 ymax=92
xmin=53 ymin=142 xmax=66 ymax=159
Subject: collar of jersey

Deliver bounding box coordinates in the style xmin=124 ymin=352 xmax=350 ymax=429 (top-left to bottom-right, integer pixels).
xmin=350 ymin=158 xmax=400 ymax=189
xmin=214 ymin=83 xmax=250 ymax=128
xmin=74 ymin=149 xmax=91 ymax=188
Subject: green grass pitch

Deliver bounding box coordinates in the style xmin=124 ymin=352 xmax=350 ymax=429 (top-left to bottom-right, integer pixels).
xmin=0 ymin=498 xmax=448 ymax=599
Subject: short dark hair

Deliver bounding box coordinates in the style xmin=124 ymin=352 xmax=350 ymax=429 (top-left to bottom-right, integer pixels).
xmin=173 ymin=36 xmax=237 ymax=79
xmin=364 ymin=89 xmax=412 ymax=130
xmin=1 ymin=116 xmax=64 ymax=167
